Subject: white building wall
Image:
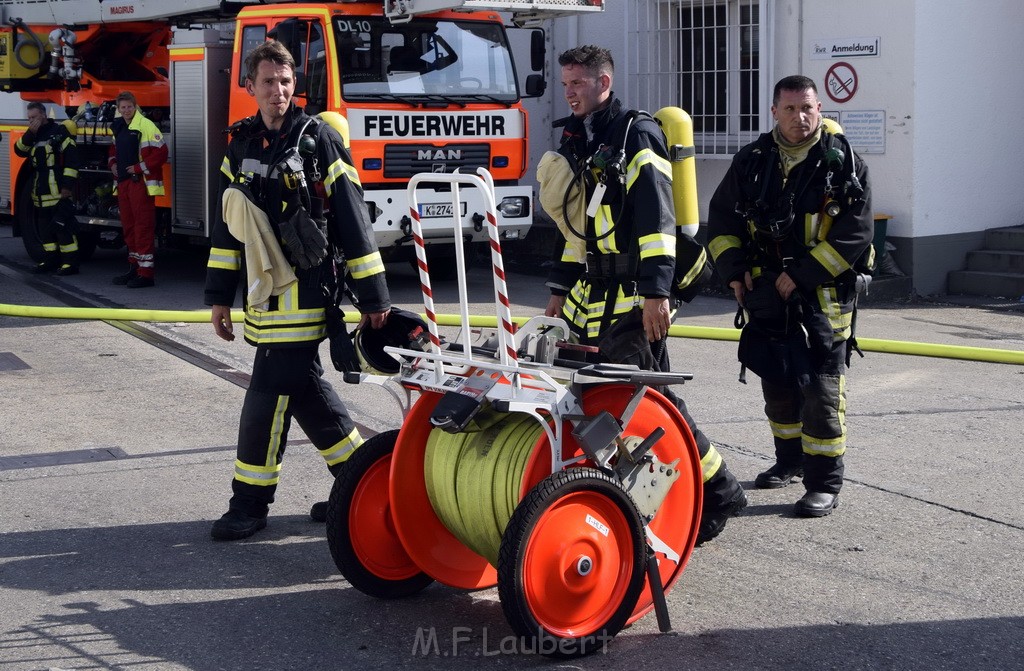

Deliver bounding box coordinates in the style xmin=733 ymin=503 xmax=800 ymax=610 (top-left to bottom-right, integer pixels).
xmin=913 ymin=0 xmax=1024 ymax=238
xmin=539 ymin=0 xmax=1024 ymax=295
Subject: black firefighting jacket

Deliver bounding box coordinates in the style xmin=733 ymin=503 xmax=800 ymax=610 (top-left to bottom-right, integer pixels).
xmin=707 ymin=128 xmax=872 ymax=340
xmin=545 ymin=98 xmax=704 ymax=342
xmin=14 ymin=119 xmax=80 ymax=208
xmin=204 ymin=104 xmax=389 ymax=347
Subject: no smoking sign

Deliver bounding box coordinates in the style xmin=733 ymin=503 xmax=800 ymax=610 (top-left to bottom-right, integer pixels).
xmin=825 ymin=61 xmax=858 ymax=103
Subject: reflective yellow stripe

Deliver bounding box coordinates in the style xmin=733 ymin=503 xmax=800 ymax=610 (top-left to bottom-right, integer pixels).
xmin=233 ymin=459 xmax=282 ymax=485
xmin=810 ymin=240 xmax=850 ymax=277
xmin=625 ymin=148 xmax=671 ymax=191
xmin=208 ymin=247 xmax=241 ymax=270
xmin=802 ymin=434 xmax=846 ymax=457
xmin=323 ymin=157 xmax=361 ymax=196
xmin=221 ymin=156 xmax=233 ymax=180
xmin=769 ymin=420 xmax=802 ymax=440
xmin=63 ymin=167 xmax=79 ymax=179
xmin=700 ymin=444 xmax=723 ymax=482
xmin=319 ymin=427 xmax=364 ymax=466
xmin=59 ymin=240 xmax=79 ymax=253
xmin=560 ymin=244 xmax=584 ymax=264
xmin=347 ymin=251 xmax=384 ymax=279
xmin=708 ymin=234 xmax=742 ymax=261
xmin=638 ymin=232 xmax=676 ymax=260
xmin=676 ymin=247 xmax=707 ymax=292
xmin=594 ymin=205 xmax=617 ymax=254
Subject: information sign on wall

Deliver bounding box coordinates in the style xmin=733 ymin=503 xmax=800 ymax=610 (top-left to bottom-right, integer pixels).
xmin=810 ymin=37 xmax=880 ymax=60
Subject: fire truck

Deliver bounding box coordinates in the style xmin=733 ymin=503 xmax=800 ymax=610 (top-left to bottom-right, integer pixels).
xmin=0 ymin=0 xmax=603 ymax=266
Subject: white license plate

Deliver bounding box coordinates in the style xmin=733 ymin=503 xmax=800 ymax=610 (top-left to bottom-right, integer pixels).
xmin=419 ymin=201 xmax=466 ymax=218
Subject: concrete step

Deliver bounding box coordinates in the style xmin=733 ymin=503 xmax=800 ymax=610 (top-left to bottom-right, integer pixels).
xmin=947 ymin=270 xmax=1024 ymax=299
xmin=965 ymin=249 xmax=1024 ymax=272
xmin=985 ymin=226 xmax=1024 ymax=251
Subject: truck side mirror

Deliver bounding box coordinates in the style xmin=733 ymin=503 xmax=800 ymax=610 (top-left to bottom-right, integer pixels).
xmin=530 ymin=29 xmax=545 ymax=71
xmin=525 ymin=74 xmax=546 ymax=97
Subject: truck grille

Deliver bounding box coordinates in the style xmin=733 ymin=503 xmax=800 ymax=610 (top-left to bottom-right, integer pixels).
xmin=383 ymin=144 xmax=490 ymax=179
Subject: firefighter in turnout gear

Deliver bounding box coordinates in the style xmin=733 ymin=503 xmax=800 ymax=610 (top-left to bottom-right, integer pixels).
xmin=542 ymin=45 xmax=747 ymax=544
xmin=707 ymin=75 xmax=873 ymax=517
xmin=108 ymin=91 xmax=168 ymax=288
xmin=205 ymin=40 xmax=391 ymax=541
xmin=15 ymin=102 xmax=81 ymax=275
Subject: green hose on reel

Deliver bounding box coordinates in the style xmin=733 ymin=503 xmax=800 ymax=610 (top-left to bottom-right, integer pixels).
xmin=424 ymin=409 xmax=544 ymax=566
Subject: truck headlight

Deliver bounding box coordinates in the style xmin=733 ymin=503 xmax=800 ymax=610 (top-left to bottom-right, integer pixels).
xmin=497 ymin=196 xmax=529 ymax=218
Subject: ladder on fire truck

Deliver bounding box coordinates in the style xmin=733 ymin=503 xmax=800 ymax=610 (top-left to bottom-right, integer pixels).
xmin=1 ymin=0 xmax=602 ymax=25
xmin=386 ymin=0 xmax=605 ymax=24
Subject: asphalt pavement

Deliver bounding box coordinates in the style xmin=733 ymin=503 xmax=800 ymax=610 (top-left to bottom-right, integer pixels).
xmin=1 ymin=225 xmax=1022 ymax=671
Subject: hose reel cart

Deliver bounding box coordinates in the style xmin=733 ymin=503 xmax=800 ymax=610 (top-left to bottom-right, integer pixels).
xmin=326 ymin=169 xmax=703 ymax=656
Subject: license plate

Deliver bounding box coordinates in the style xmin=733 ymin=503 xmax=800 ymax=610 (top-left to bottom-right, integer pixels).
xmin=419 ymin=201 xmax=466 ymax=218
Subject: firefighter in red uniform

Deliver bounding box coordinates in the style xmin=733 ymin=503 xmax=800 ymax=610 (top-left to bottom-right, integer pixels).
xmin=15 ymin=102 xmax=81 ymax=275
xmin=108 ymin=90 xmax=167 ymax=288
xmin=205 ymin=40 xmax=391 ymax=541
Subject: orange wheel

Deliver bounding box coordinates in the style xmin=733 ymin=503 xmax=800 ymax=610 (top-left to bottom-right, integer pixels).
xmin=497 ymin=468 xmax=646 ymax=658
xmin=389 ymin=392 xmax=497 ymax=589
xmin=326 ymin=429 xmax=434 ymax=598
xmin=520 ymin=384 xmax=702 ymax=624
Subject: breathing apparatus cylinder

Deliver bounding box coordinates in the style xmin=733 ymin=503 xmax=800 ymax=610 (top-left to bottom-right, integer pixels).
xmin=654 ymin=106 xmax=699 ymax=238
xmin=316 ymin=111 xmax=351 ymax=149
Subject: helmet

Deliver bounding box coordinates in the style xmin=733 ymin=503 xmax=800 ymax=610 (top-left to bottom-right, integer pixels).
xmin=353 ymin=308 xmax=429 ymax=374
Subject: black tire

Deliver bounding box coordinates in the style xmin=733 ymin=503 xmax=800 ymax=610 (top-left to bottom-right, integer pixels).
xmin=75 ymin=228 xmax=97 ymax=262
xmin=497 ymin=468 xmax=646 ymax=658
xmin=326 ymin=429 xmax=434 ymax=598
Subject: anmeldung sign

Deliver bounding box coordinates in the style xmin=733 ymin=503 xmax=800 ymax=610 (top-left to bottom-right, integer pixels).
xmin=811 ymin=37 xmax=880 ymax=60
xmin=825 ymin=62 xmax=858 ymax=104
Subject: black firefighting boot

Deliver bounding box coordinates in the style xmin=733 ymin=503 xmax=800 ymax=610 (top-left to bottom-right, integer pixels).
xmin=211 ymin=509 xmax=268 ymax=540
xmin=794 ymin=454 xmax=842 ymax=518
xmin=309 ymin=501 xmax=328 ymax=523
xmin=112 ymin=265 xmax=138 ymax=285
xmin=697 ymin=466 xmax=748 ymax=545
xmin=755 ymin=436 xmax=804 ymax=489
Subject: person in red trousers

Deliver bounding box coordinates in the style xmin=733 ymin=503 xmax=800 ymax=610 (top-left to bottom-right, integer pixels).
xmin=108 ymin=91 xmax=167 ymax=288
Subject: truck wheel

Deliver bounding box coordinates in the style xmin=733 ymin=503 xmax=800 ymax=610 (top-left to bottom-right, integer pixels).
xmin=497 ymin=468 xmax=646 ymax=657
xmin=326 ymin=429 xmax=434 ymax=599
xmin=75 ymin=229 xmax=98 ymax=262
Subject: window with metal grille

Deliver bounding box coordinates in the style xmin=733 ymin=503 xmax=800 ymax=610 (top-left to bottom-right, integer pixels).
xmin=628 ymin=0 xmax=769 ymax=157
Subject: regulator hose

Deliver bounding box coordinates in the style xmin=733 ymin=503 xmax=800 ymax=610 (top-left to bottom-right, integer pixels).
xmin=423 ymin=409 xmax=544 ymax=566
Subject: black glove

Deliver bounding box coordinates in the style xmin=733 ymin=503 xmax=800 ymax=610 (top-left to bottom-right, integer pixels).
xmin=279 ymin=202 xmax=328 ymax=270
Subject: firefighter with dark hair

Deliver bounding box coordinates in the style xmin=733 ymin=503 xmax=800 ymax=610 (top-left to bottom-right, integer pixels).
xmin=16 ymin=101 xmax=81 ymax=275
xmin=205 ymin=40 xmax=391 ymax=540
xmin=707 ymin=75 xmax=873 ymax=518
xmin=541 ymin=45 xmax=747 ymax=544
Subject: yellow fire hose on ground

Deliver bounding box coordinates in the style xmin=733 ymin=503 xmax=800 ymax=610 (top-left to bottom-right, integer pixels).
xmin=0 ymin=303 xmax=1021 ymax=366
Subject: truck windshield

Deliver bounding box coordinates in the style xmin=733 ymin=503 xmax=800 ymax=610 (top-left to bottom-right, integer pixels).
xmin=333 ymin=17 xmax=518 ymax=103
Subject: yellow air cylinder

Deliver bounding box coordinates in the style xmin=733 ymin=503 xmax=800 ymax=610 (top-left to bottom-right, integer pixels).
xmin=317 ymin=111 xmax=350 ymax=149
xmin=654 ymin=106 xmax=699 ymax=238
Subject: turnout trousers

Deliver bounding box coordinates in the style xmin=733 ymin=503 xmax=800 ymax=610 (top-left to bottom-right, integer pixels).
xmin=593 ymin=305 xmax=745 ymax=516
xmin=34 ymin=204 xmax=79 ymax=267
xmin=760 ymin=339 xmax=848 ymax=494
xmin=116 ymin=178 xmax=156 ymax=279
xmin=228 ymin=345 xmax=363 ymax=517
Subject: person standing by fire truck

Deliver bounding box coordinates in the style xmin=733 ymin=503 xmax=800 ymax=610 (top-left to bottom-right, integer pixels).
xmin=108 ymin=90 xmax=167 ymax=288
xmin=15 ymin=101 xmax=81 ymax=275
